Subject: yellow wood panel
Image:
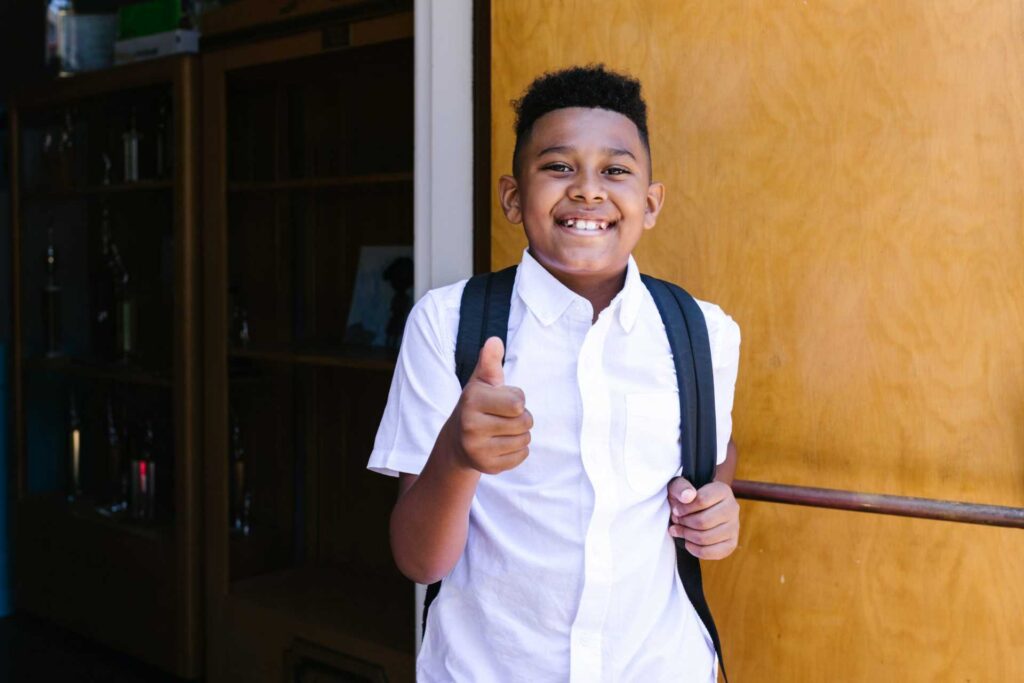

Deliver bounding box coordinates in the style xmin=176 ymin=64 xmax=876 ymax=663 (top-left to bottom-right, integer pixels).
xmin=491 ymin=0 xmax=1024 ymax=505
xmin=491 ymin=1 xmax=1024 ymax=679
xmin=703 ymin=501 xmax=1024 ymax=681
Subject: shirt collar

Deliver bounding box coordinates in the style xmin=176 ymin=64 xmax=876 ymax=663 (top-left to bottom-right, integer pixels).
xmin=516 ymin=249 xmax=643 ymax=333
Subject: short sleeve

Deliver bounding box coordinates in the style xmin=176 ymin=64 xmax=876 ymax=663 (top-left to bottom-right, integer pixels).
xmin=366 ymin=289 xmax=464 ymax=477
xmin=700 ymin=303 xmax=741 ymax=465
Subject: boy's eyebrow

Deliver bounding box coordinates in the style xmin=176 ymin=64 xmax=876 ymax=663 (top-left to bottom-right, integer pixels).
xmin=603 ymin=147 xmax=638 ymax=161
xmin=536 ymin=145 xmax=638 ymax=161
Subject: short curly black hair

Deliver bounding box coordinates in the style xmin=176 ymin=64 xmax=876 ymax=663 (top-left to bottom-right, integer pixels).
xmin=512 ymin=64 xmax=651 ymax=176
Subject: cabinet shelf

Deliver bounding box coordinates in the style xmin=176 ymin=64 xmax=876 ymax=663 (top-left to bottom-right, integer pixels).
xmin=23 ymin=180 xmax=174 ymax=202
xmin=228 ymin=566 xmax=414 ymax=659
xmin=229 ymin=345 xmax=396 ymax=371
xmin=227 ymin=172 xmax=412 ymax=193
xmin=22 ymin=493 xmax=174 ymax=544
xmin=24 ymin=355 xmax=173 ymax=387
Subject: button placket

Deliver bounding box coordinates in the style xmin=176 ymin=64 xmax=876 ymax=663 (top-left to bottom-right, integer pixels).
xmin=569 ymin=309 xmax=618 ymax=683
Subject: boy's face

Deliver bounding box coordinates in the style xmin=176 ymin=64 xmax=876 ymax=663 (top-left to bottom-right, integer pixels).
xmin=499 ymin=107 xmax=665 ymax=285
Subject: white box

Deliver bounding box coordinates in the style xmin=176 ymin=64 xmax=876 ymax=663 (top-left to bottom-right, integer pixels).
xmin=114 ymin=29 xmax=199 ymax=65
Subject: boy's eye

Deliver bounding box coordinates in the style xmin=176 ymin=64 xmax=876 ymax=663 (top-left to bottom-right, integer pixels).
xmin=542 ymin=162 xmax=572 ymax=173
xmin=605 ymin=166 xmax=631 ymax=176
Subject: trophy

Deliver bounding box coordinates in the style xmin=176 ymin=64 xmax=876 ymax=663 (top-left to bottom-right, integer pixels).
xmin=155 ymin=96 xmax=172 ymax=179
xmin=102 ymin=220 xmax=138 ymax=363
xmin=57 ymin=109 xmax=76 ymax=187
xmin=229 ymin=286 xmax=251 ymax=349
xmin=122 ymin=107 xmax=141 ymax=183
xmin=93 ymin=205 xmax=116 ymax=360
xmin=130 ymin=420 xmax=157 ymax=521
xmin=101 ymin=153 xmax=112 ymax=186
xmin=67 ymin=392 xmax=82 ymax=502
xmin=105 ymin=398 xmax=129 ymax=512
xmin=115 ymin=264 xmax=138 ymax=363
xmin=42 ymin=226 xmax=63 ymax=357
xmin=229 ymin=415 xmax=250 ymax=536
xmin=42 ymin=109 xmax=77 ymax=189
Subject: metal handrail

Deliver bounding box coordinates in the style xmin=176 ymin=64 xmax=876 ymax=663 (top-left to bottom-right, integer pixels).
xmin=732 ymin=479 xmax=1024 ymax=529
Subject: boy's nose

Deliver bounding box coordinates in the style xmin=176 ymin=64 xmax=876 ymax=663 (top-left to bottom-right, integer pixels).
xmin=568 ymin=170 xmax=606 ymax=203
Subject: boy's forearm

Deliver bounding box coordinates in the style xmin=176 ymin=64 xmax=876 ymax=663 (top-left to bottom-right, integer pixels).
xmin=390 ymin=418 xmax=481 ymax=584
xmin=714 ymin=438 xmax=739 ymax=486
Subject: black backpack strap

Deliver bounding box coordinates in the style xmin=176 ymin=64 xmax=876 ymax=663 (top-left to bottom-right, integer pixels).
xmin=641 ymin=275 xmax=727 ymax=682
xmin=453 ymin=266 xmax=518 ymax=387
xmin=423 ymin=265 xmax=519 ymax=633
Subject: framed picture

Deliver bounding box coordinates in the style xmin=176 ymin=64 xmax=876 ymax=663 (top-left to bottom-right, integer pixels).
xmin=344 ymin=245 xmax=413 ymax=350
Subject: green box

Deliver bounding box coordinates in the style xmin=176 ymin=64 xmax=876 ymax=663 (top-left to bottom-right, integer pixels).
xmin=117 ymin=0 xmax=182 ymax=40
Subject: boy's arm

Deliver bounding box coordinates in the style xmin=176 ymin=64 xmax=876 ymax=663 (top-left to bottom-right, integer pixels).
xmin=390 ymin=337 xmax=532 ymax=584
xmin=390 ymin=421 xmax=480 ymax=585
xmin=713 ymin=438 xmax=738 ymax=486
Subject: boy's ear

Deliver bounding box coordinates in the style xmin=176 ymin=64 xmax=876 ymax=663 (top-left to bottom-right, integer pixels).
xmin=498 ymin=175 xmax=522 ymax=224
xmin=643 ymin=181 xmax=666 ymax=230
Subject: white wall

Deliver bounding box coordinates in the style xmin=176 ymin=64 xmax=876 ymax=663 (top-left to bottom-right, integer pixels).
xmin=413 ymin=0 xmax=474 ymax=651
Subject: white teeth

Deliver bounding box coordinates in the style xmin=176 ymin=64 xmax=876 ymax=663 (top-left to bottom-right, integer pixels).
xmin=562 ymin=218 xmax=608 ymax=231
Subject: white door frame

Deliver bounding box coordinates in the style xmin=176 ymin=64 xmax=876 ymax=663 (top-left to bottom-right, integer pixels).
xmin=413 ymin=0 xmax=475 ymax=651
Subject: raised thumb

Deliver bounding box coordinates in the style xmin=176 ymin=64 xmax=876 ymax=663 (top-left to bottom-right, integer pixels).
xmin=471 ymin=337 xmax=505 ymax=386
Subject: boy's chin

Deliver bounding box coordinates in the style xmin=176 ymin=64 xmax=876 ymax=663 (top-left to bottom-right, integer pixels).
xmin=528 ymin=246 xmax=629 ymax=277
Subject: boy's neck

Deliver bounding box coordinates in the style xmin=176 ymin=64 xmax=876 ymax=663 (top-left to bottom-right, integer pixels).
xmin=528 ymin=248 xmax=628 ymax=323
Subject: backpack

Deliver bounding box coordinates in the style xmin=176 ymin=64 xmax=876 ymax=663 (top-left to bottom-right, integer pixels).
xmin=424 ymin=265 xmax=728 ymax=680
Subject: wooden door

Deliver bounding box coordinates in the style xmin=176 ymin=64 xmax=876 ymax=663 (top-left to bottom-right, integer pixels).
xmin=489 ymin=1 xmax=1024 ymax=680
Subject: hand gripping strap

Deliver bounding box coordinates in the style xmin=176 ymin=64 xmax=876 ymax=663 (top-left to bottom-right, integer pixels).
xmin=424 ymin=266 xmax=518 ymax=633
xmin=641 ymin=275 xmax=727 ymax=681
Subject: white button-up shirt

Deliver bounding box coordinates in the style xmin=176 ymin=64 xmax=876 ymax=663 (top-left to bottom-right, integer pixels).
xmin=369 ymin=249 xmax=741 ymax=682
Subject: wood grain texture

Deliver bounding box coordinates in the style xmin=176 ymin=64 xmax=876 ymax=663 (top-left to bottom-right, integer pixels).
xmin=491 ymin=0 xmax=1024 ymax=502
xmin=491 ymin=1 xmax=1024 ymax=679
xmin=703 ymin=500 xmax=1024 ymax=682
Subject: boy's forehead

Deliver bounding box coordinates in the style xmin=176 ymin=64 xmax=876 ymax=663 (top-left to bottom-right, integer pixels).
xmin=526 ymin=107 xmax=644 ymax=154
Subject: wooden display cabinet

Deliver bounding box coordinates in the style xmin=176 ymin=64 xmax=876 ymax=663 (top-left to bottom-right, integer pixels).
xmin=202 ymin=13 xmax=415 ymax=683
xmin=7 ymin=56 xmax=202 ymax=678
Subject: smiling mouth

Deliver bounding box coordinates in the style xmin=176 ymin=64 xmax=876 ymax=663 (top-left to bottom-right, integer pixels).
xmin=555 ymin=217 xmax=618 ymax=231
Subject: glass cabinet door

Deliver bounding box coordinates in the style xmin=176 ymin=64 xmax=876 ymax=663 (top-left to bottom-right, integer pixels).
xmin=210 ymin=33 xmax=417 ymax=680
xmin=18 ymin=85 xmax=177 ymax=524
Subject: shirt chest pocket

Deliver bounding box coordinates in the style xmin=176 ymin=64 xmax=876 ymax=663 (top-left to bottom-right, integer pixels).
xmin=623 ymin=392 xmax=682 ymax=497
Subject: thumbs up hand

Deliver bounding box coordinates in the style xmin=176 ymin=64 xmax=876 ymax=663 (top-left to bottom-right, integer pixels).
xmin=447 ymin=337 xmax=533 ymax=475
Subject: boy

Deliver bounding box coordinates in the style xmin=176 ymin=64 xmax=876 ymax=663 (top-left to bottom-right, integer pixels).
xmin=368 ymin=65 xmax=741 ymax=682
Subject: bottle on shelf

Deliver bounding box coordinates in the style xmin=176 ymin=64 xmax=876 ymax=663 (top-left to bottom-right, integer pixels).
xmin=94 ymin=204 xmax=116 ymax=361
xmin=101 ymin=153 xmax=112 ymax=186
xmin=240 ymin=490 xmax=253 ymax=538
xmin=104 ymin=398 xmax=129 ymax=513
xmin=130 ymin=420 xmax=157 ymax=521
xmin=42 ymin=225 xmax=63 ymax=358
xmin=67 ymin=392 xmax=82 ymax=502
xmin=229 ymin=414 xmax=251 ymax=536
xmin=41 ymin=108 xmax=75 ymax=189
xmin=229 ymin=286 xmax=251 ymax=349
xmin=123 ymin=107 xmax=141 ymax=183
xmin=105 ymin=224 xmax=138 ymax=364
xmin=155 ymin=96 xmax=172 ymax=179
xmin=57 ymin=108 xmax=77 ymax=188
